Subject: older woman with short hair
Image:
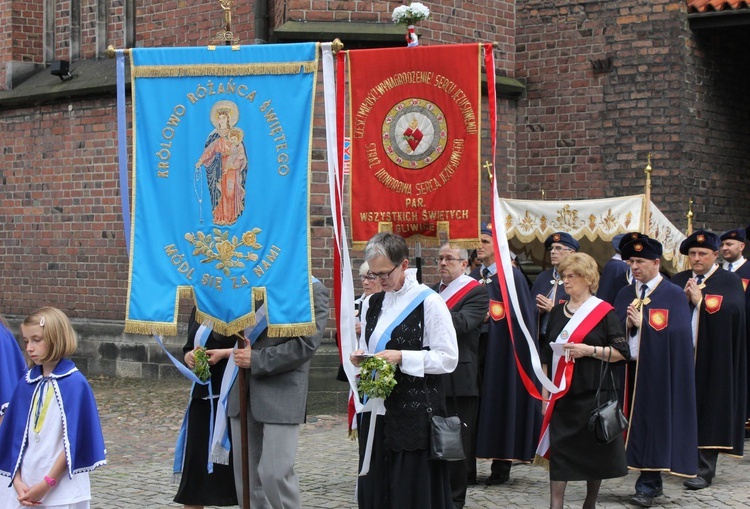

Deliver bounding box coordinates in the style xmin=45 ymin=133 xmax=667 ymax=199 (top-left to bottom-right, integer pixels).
xmin=351 ymin=232 xmax=458 ymax=509
xmin=540 ymin=252 xmax=629 ymax=509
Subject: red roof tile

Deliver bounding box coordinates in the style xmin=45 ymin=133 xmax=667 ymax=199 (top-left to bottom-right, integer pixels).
xmin=687 ymin=0 xmax=750 ymax=13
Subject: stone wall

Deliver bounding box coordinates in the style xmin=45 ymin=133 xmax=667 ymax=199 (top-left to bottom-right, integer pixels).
xmin=6 ymin=317 xmax=349 ymax=414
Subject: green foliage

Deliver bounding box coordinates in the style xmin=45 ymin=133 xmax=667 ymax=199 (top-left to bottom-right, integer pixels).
xmin=193 ymin=346 xmax=211 ymax=383
xmin=357 ymin=356 xmax=398 ymax=400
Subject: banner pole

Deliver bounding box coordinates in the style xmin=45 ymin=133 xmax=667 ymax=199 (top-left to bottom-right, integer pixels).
xmin=643 ymin=153 xmax=652 ymax=236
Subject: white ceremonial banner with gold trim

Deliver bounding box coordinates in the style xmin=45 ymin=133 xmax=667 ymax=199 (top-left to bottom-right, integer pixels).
xmin=498 ymin=194 xmax=687 ymax=274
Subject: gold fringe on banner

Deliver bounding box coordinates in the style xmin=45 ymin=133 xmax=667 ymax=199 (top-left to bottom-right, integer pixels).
xmin=132 ymin=62 xmax=318 ymax=78
xmin=194 ymin=309 xmax=257 ymax=337
xmin=351 ymin=237 xmax=481 ymax=251
xmin=267 ymin=323 xmax=318 ymax=338
xmin=124 ymin=321 xmax=178 ymax=336
xmin=532 ymin=455 xmax=550 ymax=470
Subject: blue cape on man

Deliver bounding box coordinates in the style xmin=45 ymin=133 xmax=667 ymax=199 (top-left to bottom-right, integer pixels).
xmin=614 ymin=279 xmax=698 ymax=476
xmin=476 ymin=268 xmax=541 ymax=462
xmin=0 ymin=325 xmax=26 ymax=412
xmin=671 ymin=268 xmax=746 ymax=457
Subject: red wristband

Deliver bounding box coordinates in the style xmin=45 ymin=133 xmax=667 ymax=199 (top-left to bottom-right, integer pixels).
xmin=44 ymin=475 xmax=57 ymax=487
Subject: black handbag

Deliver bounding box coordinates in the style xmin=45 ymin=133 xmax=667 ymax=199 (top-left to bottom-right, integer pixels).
xmin=424 ymin=378 xmax=466 ymax=461
xmin=588 ymin=348 xmax=628 ymax=443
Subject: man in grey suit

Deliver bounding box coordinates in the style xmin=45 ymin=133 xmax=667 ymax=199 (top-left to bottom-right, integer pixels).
xmin=228 ymin=278 xmax=329 ymax=509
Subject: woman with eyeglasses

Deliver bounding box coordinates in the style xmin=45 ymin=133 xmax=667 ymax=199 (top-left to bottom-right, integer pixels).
xmin=355 ymin=261 xmax=382 ymax=337
xmin=538 ymin=252 xmax=629 ymax=509
xmin=350 ymin=232 xmax=458 ymax=509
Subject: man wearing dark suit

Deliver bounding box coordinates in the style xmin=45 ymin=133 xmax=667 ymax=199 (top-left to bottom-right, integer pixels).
xmin=433 ymin=242 xmax=488 ymax=509
xmin=228 ymin=278 xmax=329 ymax=508
xmin=671 ymin=230 xmax=746 ymax=490
xmin=530 ymin=232 xmax=579 ymax=341
xmin=720 ymin=228 xmax=750 ymax=437
xmin=597 ymin=233 xmax=631 ymax=305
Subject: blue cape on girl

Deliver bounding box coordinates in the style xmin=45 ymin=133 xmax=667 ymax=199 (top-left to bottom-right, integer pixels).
xmin=0 ymin=358 xmax=106 ymax=485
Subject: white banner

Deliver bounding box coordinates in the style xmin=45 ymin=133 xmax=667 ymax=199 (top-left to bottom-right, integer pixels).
xmin=497 ymin=194 xmax=687 ymax=274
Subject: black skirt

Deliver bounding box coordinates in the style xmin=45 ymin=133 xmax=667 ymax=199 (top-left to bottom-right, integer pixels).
xmin=549 ymin=390 xmax=628 ymax=481
xmin=173 ymin=397 xmax=238 ymax=506
xmin=357 ymin=413 xmax=453 ymax=509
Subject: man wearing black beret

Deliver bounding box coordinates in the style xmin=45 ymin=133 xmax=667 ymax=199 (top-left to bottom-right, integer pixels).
xmin=671 ymin=230 xmax=746 ymax=490
xmin=531 ymin=232 xmax=579 ymax=343
xmin=614 ymin=236 xmax=697 ymax=506
xmin=720 ymin=228 xmax=750 ymax=438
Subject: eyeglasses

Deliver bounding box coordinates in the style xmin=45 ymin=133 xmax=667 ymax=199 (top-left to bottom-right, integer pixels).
xmin=364 ymin=264 xmax=399 ymax=281
xmin=560 ymin=273 xmax=581 ymax=281
xmin=435 ymin=256 xmax=464 ymax=264
xmin=548 ymin=246 xmax=572 ymax=253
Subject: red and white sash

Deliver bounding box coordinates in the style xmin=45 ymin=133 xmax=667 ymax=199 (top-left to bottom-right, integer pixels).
xmin=439 ymin=274 xmax=480 ymax=310
xmin=535 ymin=296 xmax=613 ymax=459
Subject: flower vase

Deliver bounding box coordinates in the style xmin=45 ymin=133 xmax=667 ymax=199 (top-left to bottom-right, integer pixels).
xmin=406 ymin=25 xmax=419 ymax=47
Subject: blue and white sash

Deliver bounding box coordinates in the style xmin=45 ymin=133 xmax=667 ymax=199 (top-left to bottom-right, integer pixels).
xmin=359 ymin=287 xmax=433 ymax=476
xmin=209 ymin=303 xmax=268 ymax=465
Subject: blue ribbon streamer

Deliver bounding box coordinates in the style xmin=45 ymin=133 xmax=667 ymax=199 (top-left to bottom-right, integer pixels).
xmin=116 ymin=50 xmax=131 ymax=253
xmin=153 ymin=332 xmax=215 ymax=474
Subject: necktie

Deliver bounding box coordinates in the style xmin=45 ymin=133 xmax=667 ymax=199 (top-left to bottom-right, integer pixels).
xmin=481 ymin=268 xmax=490 ymax=284
xmin=439 ymin=283 xmax=447 ymax=293
xmin=696 ymin=275 xmax=704 ymax=285
xmin=729 ymin=263 xmax=734 ymax=272
xmin=630 ymin=285 xmax=648 ymax=337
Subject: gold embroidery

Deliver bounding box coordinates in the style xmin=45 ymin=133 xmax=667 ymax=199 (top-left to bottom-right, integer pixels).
xmin=185 ymin=227 xmax=263 ymax=276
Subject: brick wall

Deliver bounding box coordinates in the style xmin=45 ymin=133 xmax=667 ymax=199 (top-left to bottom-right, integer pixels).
xmin=0 ymin=98 xmax=129 ymax=319
xmin=514 ymin=0 xmax=750 ymax=230
xmin=1 ymin=0 xmax=749 ymax=330
xmin=681 ymin=26 xmax=750 ymax=232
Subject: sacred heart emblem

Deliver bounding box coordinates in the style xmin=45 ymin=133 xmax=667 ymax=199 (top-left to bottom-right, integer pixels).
xmin=402 ymin=121 xmax=424 ymax=152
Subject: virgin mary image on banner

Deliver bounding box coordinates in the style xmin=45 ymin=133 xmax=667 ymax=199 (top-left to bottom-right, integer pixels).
xmin=195 ymin=100 xmax=249 ymax=226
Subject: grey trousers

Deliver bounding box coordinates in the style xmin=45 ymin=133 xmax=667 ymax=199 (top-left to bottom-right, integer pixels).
xmin=230 ymin=412 xmax=301 ymax=509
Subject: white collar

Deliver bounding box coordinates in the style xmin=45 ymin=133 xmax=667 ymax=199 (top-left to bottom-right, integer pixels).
xmin=692 ymin=264 xmax=718 ymax=281
xmin=636 ymin=273 xmax=662 ymax=293
xmin=723 ymin=256 xmax=746 ymax=271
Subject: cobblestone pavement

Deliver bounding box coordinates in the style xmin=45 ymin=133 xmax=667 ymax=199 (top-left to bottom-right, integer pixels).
xmin=90 ymin=376 xmax=750 ymax=508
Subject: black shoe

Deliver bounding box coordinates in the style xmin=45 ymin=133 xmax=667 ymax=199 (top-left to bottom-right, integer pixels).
xmin=683 ymin=476 xmax=711 ymax=490
xmin=629 ymin=491 xmax=654 ymax=507
xmin=466 ymin=476 xmax=477 ymax=486
xmin=485 ymin=473 xmax=509 ymax=485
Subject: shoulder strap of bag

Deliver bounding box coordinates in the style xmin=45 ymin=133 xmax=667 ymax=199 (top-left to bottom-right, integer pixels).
xmin=594 ymin=347 xmax=617 ymax=407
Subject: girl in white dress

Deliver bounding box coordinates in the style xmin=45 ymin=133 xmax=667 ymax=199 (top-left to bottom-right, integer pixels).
xmin=0 ymin=307 xmax=106 ymax=508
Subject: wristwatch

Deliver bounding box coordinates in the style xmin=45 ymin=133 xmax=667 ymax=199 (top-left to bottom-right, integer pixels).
xmin=44 ymin=475 xmax=57 ymax=487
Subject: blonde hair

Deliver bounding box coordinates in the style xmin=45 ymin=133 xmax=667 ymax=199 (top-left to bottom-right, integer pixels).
xmin=22 ymin=307 xmax=78 ymax=363
xmin=558 ymin=252 xmax=600 ymax=294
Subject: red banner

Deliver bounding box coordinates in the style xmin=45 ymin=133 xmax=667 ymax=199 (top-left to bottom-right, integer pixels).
xmin=347 ymin=44 xmax=482 ymax=248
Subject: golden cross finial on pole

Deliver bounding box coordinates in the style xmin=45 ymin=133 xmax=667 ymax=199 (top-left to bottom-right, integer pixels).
xmin=483 ymin=161 xmax=493 ymax=182
xmin=686 ymin=198 xmax=694 ymax=235
xmin=210 ymin=0 xmax=239 ymax=45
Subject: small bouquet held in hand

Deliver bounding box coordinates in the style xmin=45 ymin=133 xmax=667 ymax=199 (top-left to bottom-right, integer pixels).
xmin=193 ymin=346 xmax=211 ymax=382
xmin=357 ymin=356 xmax=398 ymax=400
xmin=392 ymin=2 xmax=430 ymax=26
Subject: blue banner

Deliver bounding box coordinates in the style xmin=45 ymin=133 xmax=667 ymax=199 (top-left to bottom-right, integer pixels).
xmin=125 ymin=43 xmax=319 ymax=337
